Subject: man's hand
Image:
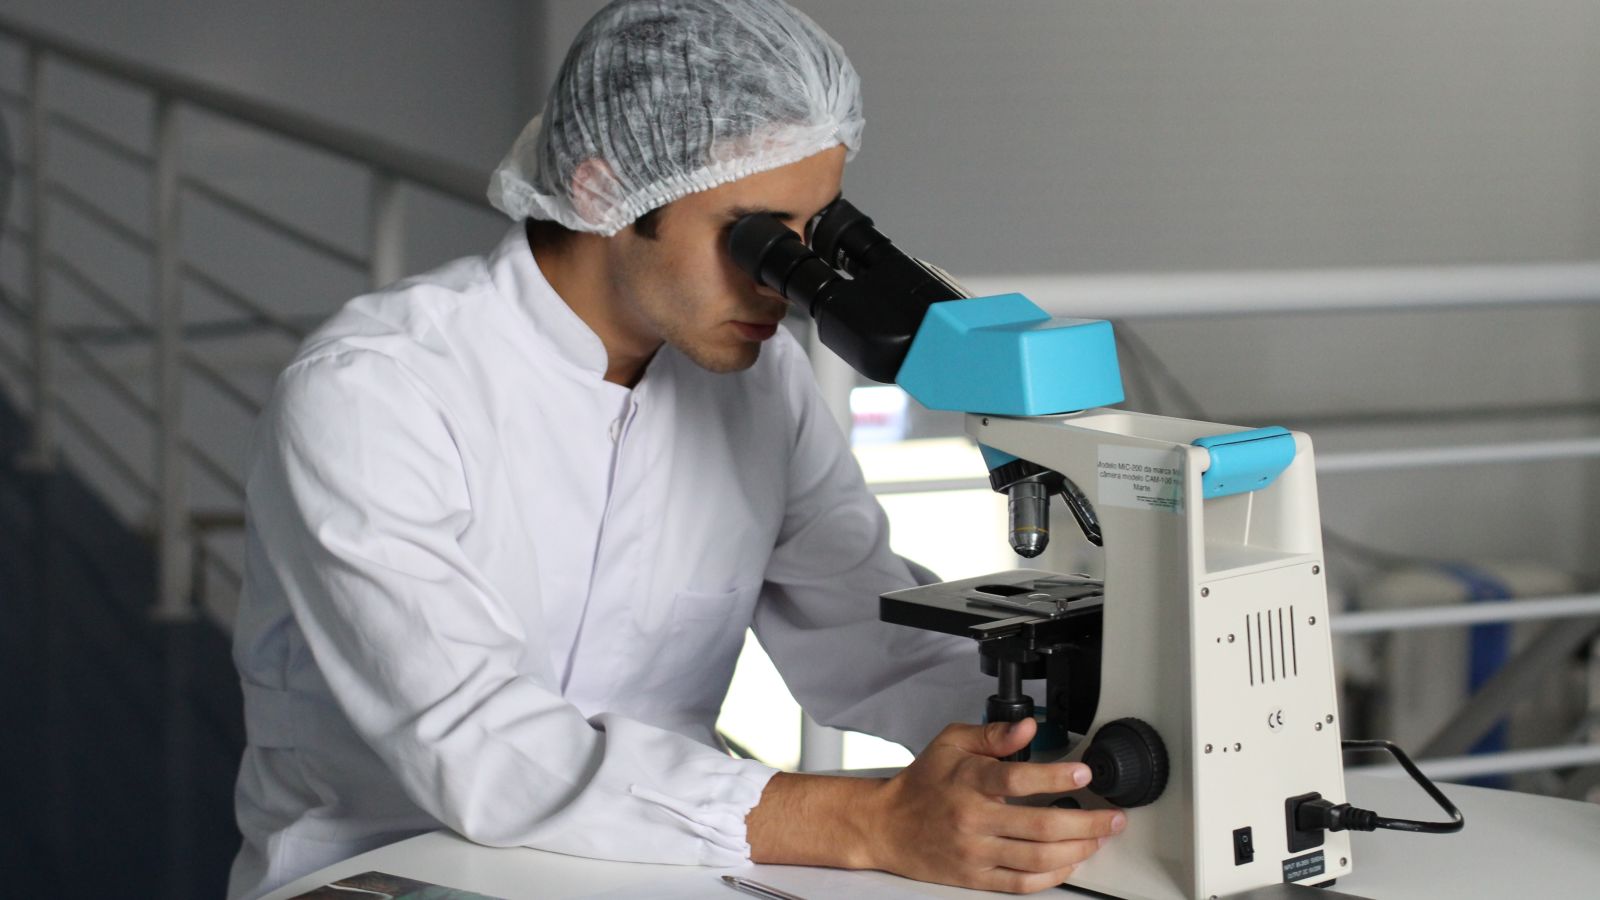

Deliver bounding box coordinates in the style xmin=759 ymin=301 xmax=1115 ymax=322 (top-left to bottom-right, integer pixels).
xmin=746 ymin=718 xmax=1125 ymax=894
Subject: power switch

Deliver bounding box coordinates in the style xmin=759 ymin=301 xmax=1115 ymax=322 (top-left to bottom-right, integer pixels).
xmin=1232 ymin=826 xmax=1255 ymax=865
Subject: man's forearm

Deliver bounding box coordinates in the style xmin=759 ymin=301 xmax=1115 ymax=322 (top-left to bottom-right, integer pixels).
xmin=746 ymin=771 xmax=887 ymax=869
xmin=739 ymin=722 xmax=1121 ymax=895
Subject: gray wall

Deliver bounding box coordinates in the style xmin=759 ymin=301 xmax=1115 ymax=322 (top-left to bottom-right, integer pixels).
xmin=815 ymin=0 xmax=1600 ymax=274
xmin=556 ymin=0 xmax=1600 ymax=273
xmin=536 ymin=0 xmax=1600 ymax=586
xmin=0 ymin=0 xmax=535 ymax=168
xmin=0 ymin=2 xmax=1597 ymax=598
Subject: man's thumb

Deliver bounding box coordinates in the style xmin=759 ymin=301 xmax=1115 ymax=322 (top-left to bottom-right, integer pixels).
xmin=957 ymin=717 xmax=1036 ymax=758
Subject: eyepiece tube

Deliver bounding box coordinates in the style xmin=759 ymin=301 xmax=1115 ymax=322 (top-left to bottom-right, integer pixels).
xmin=726 ymin=198 xmax=962 ymax=384
xmin=807 ymin=197 xmax=893 ymax=276
xmin=727 ymin=214 xmax=838 ymax=316
xmin=728 ymin=212 xmax=796 ymax=287
xmin=809 ymin=197 xmax=967 ymax=306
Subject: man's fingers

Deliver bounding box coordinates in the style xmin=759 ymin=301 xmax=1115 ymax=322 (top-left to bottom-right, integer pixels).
xmin=971 ymin=757 xmax=1093 ymax=797
xmin=990 ymin=805 xmax=1127 ymax=842
xmin=980 ymin=863 xmax=1082 ymax=895
xmin=986 ymin=834 xmax=1103 ymax=876
xmin=934 ymin=718 xmax=1036 ymax=759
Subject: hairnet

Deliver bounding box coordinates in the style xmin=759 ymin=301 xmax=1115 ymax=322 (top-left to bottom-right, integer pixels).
xmin=488 ymin=0 xmax=863 ymax=236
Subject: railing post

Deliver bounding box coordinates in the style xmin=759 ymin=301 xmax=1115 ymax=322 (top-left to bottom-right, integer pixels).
xmin=152 ymin=94 xmax=191 ymax=620
xmin=369 ymin=170 xmax=404 ymax=290
xmin=806 ymin=323 xmax=855 ymax=440
xmin=19 ymin=45 xmax=53 ymax=470
xmin=798 ymin=323 xmax=853 ymax=772
xmin=799 ymin=712 xmax=846 ymax=773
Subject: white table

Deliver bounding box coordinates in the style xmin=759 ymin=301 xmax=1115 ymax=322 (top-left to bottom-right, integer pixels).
xmin=262 ymin=772 xmax=1600 ymax=899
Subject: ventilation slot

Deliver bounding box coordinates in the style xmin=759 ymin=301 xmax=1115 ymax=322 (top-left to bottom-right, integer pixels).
xmin=1245 ymin=607 xmax=1298 ymax=686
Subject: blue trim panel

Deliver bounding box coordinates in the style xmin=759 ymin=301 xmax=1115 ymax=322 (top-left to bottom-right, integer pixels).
xmin=1192 ymin=426 xmax=1296 ymax=499
xmin=979 ymin=444 xmax=1017 ymax=469
xmin=896 ymin=293 xmax=1125 ymax=416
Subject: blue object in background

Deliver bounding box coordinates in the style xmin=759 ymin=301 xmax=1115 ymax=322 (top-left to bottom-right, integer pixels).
xmin=1438 ymin=562 xmax=1512 ymax=789
xmin=0 ymin=395 xmax=244 ymax=900
xmin=896 ymin=293 xmax=1124 ymax=417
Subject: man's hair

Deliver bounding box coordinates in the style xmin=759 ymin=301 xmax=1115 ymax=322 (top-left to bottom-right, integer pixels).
xmin=632 ymin=206 xmax=662 ymax=239
xmin=527 ymin=206 xmax=662 ymax=253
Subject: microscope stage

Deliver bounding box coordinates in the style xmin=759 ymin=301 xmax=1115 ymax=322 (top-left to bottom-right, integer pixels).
xmin=879 ymin=568 xmax=1104 ymax=639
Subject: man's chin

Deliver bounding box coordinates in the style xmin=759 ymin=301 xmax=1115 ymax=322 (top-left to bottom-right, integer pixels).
xmin=679 ymin=341 xmax=761 ymax=375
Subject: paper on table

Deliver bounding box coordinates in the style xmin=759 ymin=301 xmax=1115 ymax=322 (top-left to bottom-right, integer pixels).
xmin=576 ymin=865 xmax=958 ymax=899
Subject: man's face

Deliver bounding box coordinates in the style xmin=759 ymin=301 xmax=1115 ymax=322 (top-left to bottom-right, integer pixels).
xmin=602 ymin=145 xmax=848 ymax=375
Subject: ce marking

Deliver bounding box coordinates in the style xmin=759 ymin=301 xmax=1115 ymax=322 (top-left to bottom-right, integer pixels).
xmin=1267 ymin=708 xmax=1286 ymax=731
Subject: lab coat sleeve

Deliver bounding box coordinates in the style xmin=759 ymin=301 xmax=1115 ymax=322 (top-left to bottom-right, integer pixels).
xmin=750 ymin=344 xmax=994 ymax=754
xmin=255 ymin=348 xmax=775 ymax=863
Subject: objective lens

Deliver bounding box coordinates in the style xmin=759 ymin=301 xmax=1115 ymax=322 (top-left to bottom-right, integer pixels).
xmin=1007 ymin=480 xmax=1051 ymax=559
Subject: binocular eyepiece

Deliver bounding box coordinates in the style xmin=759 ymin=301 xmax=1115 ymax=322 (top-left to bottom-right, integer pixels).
xmin=727 ymin=198 xmax=1099 ymax=560
xmin=727 ymin=197 xmax=964 ymax=384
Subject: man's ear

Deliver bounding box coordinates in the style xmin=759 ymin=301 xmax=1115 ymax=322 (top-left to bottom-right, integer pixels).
xmin=569 ymin=158 xmax=621 ymax=228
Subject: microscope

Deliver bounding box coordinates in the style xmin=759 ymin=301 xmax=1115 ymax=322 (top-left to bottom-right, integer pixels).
xmin=730 ymin=200 xmax=1462 ymax=900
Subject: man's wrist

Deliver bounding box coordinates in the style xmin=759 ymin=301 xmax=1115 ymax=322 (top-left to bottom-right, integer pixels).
xmin=747 ymin=771 xmax=890 ymax=870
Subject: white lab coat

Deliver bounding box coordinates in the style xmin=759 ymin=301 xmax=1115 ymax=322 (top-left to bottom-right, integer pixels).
xmin=228 ymin=225 xmax=993 ymax=899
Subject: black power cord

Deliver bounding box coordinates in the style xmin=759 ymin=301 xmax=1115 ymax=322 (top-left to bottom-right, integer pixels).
xmin=1296 ymin=739 xmax=1465 ymax=836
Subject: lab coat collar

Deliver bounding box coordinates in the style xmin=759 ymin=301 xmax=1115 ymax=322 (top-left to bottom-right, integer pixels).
xmin=487 ymin=222 xmax=612 ymax=378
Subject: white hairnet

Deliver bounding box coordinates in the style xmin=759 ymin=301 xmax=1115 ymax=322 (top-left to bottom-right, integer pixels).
xmin=488 ymin=0 xmax=863 ymax=236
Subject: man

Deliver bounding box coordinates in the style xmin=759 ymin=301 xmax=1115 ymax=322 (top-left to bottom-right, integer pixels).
xmin=229 ymin=2 xmax=1123 ymax=898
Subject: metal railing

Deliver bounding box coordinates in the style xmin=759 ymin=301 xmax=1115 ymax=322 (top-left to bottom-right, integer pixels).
xmin=0 ymin=16 xmax=1595 ymax=785
xmin=0 ymin=14 xmax=494 ymax=621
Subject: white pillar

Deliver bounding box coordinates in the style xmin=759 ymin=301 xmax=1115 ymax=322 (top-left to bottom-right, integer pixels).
xmin=798 ymin=324 xmax=853 ymax=771
xmin=369 ymin=171 xmax=405 ymax=290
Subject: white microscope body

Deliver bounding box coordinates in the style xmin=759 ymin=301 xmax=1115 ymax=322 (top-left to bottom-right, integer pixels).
xmin=973 ymin=407 xmax=1351 ymax=900
xmin=727 ymin=198 xmax=1384 ymax=899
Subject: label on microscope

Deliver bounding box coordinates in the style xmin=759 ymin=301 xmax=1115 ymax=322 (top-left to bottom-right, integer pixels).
xmin=1282 ymin=850 xmax=1327 ymax=883
xmin=1096 ymin=445 xmax=1184 ymax=513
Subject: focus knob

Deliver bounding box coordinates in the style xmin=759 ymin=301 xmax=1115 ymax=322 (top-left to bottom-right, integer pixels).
xmin=1082 ymin=717 xmax=1169 ymax=808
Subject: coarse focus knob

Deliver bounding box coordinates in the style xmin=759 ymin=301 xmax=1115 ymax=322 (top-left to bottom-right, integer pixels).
xmin=1082 ymin=718 xmax=1169 ymax=808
